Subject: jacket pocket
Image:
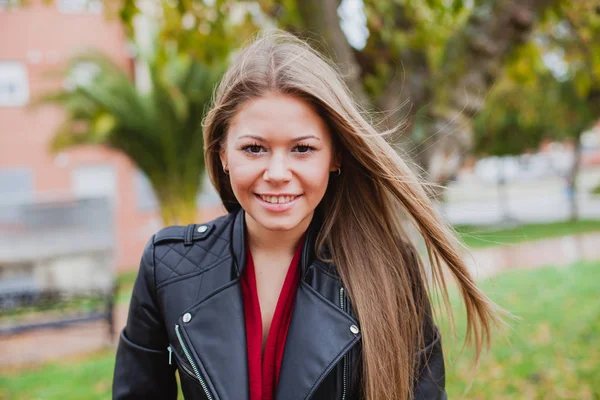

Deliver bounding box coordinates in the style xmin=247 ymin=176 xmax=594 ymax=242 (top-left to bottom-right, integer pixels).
xmin=168 ymin=344 xmax=202 ymax=384
xmin=114 ymin=329 xmax=177 ymax=399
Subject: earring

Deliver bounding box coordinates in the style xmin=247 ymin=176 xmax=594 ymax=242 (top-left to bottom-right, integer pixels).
xmin=223 ymin=165 xmax=229 ymax=175
xmin=335 ymin=167 xmax=341 ymax=176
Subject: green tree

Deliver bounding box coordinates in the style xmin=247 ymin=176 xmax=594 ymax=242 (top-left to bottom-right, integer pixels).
xmin=473 ymin=0 xmax=599 ymax=221
xmin=255 ymin=0 xmax=572 ymax=187
xmin=38 ymin=50 xmax=224 ymax=224
xmin=37 ymin=0 xmax=262 ymax=225
xmin=112 ymin=0 xmax=567 ymax=187
xmin=33 ymin=0 xmax=597 ymax=224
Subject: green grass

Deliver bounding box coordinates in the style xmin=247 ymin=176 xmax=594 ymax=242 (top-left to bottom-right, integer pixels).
xmin=455 ymin=219 xmax=600 ymax=248
xmin=0 ymin=350 xmax=115 ymax=400
xmin=1 ymin=261 xmax=598 ymax=399
xmin=441 ymin=260 xmax=600 ymax=399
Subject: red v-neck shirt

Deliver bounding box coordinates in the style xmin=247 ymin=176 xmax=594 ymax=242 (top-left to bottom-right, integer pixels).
xmin=241 ymin=239 xmax=304 ymax=400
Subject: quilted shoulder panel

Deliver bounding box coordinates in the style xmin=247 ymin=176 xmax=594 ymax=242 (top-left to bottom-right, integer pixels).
xmin=152 ymin=212 xmax=235 ymax=286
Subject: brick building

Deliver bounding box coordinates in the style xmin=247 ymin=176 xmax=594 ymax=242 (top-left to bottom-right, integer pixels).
xmin=0 ymin=0 xmax=224 ymax=271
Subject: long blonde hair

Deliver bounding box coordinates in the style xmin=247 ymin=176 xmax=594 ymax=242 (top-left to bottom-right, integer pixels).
xmin=203 ymin=30 xmax=499 ymax=400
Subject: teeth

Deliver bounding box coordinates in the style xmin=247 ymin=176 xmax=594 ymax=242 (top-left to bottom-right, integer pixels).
xmin=260 ymin=195 xmax=296 ymax=204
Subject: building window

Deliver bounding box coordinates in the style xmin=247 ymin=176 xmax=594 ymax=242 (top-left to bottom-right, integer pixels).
xmin=0 ymin=62 xmax=29 ymax=107
xmin=0 ymin=168 xmax=34 ymax=203
xmin=63 ymin=61 xmax=100 ymax=92
xmin=71 ymin=164 xmax=117 ymax=207
xmin=57 ymin=0 xmax=103 ymax=14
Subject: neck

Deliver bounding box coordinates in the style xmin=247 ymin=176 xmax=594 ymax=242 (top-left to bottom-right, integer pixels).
xmin=244 ymin=212 xmax=312 ymax=258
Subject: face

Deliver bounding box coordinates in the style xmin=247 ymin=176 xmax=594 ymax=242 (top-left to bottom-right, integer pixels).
xmin=221 ymin=92 xmax=339 ymax=233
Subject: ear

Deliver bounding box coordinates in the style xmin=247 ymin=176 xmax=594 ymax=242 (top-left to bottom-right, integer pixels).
xmin=219 ymin=148 xmax=227 ymax=171
xmin=329 ymin=151 xmax=341 ymax=172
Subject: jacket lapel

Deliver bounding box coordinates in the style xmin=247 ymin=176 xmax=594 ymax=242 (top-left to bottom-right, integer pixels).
xmin=276 ymin=282 xmax=361 ymax=400
xmin=177 ymin=279 xmax=249 ymax=400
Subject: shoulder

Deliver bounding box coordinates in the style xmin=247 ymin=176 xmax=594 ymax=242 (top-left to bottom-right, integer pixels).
xmin=152 ymin=211 xmax=235 ymax=246
xmin=141 ymin=211 xmax=237 ymax=286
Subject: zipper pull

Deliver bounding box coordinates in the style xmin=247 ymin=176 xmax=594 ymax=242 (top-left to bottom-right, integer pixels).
xmin=167 ymin=345 xmax=173 ymax=365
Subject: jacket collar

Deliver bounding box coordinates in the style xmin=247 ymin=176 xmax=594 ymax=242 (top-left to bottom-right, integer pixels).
xmin=230 ymin=207 xmax=320 ymax=278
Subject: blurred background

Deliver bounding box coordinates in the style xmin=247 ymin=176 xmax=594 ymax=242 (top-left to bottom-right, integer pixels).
xmin=0 ymin=0 xmax=599 ymax=398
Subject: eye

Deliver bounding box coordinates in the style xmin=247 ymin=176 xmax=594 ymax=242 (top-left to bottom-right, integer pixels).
xmin=240 ymin=143 xmax=265 ymax=154
xmin=293 ymin=144 xmax=316 ymax=154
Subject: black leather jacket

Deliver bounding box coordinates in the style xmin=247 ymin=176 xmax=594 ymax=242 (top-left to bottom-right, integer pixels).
xmin=113 ymin=208 xmax=446 ymax=399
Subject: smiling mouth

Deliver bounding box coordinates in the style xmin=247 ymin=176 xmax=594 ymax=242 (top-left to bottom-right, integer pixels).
xmin=256 ymin=194 xmax=301 ymax=204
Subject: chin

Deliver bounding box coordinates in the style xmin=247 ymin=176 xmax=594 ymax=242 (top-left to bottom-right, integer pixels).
xmin=255 ymin=215 xmax=305 ymax=232
xmin=246 ymin=205 xmax=313 ymax=233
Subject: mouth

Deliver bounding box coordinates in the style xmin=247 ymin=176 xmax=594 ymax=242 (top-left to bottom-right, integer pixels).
xmin=256 ymin=194 xmax=301 ymax=204
xmin=254 ymin=194 xmax=302 ymax=212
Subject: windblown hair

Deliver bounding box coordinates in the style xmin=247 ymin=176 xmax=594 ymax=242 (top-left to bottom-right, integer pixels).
xmin=203 ymin=30 xmax=500 ymax=400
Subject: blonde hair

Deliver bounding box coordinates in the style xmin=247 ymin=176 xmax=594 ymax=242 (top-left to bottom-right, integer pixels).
xmin=203 ymin=29 xmax=499 ymax=400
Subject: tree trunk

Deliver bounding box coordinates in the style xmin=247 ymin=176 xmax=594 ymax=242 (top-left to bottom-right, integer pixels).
xmin=158 ymin=194 xmax=198 ymax=226
xmin=295 ymin=0 xmax=370 ymax=106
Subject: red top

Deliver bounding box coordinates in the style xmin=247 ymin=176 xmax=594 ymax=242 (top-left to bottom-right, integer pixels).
xmin=241 ymin=239 xmax=303 ymax=400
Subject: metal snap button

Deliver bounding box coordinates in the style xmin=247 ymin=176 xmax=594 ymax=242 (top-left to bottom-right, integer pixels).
xmin=183 ymin=313 xmax=192 ymax=323
xmin=350 ymin=325 xmax=359 ymax=335
xmin=197 ymin=225 xmax=208 ymax=233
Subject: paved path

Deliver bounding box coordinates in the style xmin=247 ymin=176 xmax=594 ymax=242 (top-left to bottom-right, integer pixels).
xmin=464 ymin=232 xmax=600 ymax=280
xmin=2 ymin=231 xmax=600 ymax=368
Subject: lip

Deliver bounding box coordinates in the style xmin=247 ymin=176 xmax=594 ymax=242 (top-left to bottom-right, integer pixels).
xmin=256 ymin=193 xmax=301 ymax=197
xmin=255 ymin=193 xmax=302 ymax=213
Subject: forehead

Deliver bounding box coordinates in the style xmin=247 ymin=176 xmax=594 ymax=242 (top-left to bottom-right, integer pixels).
xmin=227 ymin=92 xmax=330 ymax=142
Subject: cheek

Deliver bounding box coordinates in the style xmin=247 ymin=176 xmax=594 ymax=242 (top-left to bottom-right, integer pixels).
xmin=229 ymin=166 xmax=256 ymax=194
xmin=299 ymin=163 xmax=331 ymax=198
xmin=227 ymin=157 xmax=266 ymax=199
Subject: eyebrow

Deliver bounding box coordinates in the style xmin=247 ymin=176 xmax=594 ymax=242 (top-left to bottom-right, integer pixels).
xmin=237 ymin=134 xmax=321 ymax=141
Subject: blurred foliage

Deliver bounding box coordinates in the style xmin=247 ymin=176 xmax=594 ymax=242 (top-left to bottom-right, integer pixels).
xmin=37 ymin=47 xmax=224 ymax=224
xmin=34 ymin=0 xmax=263 ymax=224
xmin=30 ymin=0 xmax=600 ymax=214
xmin=111 ymin=0 xmax=593 ymax=185
xmin=474 ymin=1 xmax=600 ymax=156
xmin=3 ymin=259 xmax=598 ymax=399
xmin=115 ymin=0 xmax=261 ymax=65
xmin=348 ymin=0 xmax=473 ymax=99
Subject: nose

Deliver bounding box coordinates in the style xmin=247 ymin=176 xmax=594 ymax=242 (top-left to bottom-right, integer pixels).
xmin=263 ymin=153 xmax=292 ymax=183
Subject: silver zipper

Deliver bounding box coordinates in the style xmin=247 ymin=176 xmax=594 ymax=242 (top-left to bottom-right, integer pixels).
xmin=340 ymin=287 xmax=348 ymax=400
xmin=175 ymin=324 xmax=214 ymax=400
xmin=168 ymin=344 xmax=198 ymax=379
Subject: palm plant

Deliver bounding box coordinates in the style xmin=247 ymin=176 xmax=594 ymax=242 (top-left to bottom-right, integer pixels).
xmin=39 ymin=50 xmax=224 ymax=225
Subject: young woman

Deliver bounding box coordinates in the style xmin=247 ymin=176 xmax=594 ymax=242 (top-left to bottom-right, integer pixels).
xmin=113 ymin=30 xmax=498 ymax=400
